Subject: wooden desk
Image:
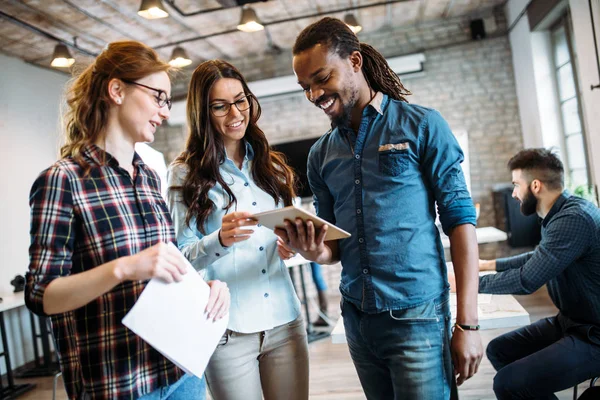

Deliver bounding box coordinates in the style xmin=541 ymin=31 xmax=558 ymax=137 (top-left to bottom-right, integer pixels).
xmin=0 ymin=293 xmax=24 ymax=314
xmin=283 ymin=254 xmax=311 ymax=270
xmin=440 ymin=226 xmax=508 ymax=249
xmin=331 ymin=292 xmax=530 ymax=344
xmin=0 ymin=292 xmax=35 ymax=398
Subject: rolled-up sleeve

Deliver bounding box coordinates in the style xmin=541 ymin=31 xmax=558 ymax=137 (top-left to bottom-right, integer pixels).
xmin=166 ymin=164 xmax=230 ymax=271
xmin=419 ymin=110 xmax=476 ymax=235
xmin=26 ymin=166 xmax=76 ymax=316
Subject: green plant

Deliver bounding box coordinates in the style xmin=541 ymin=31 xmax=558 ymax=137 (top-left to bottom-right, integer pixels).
xmin=569 ymin=183 xmax=598 ymax=206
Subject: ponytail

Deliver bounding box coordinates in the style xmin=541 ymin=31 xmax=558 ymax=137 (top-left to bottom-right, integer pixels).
xmin=360 ymin=43 xmax=410 ymax=102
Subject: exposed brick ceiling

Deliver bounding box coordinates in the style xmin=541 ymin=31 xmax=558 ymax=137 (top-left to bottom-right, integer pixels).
xmin=0 ymin=0 xmax=506 ymax=96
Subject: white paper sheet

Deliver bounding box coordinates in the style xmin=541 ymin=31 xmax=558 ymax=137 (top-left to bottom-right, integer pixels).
xmin=122 ymin=243 xmax=228 ymax=377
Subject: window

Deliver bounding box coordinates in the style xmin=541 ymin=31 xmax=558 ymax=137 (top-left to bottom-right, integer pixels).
xmin=551 ymin=15 xmax=590 ymax=188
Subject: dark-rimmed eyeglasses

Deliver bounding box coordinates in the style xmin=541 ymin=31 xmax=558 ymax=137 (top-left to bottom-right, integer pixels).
xmin=209 ymin=94 xmax=253 ymax=117
xmin=122 ymin=79 xmax=172 ymax=110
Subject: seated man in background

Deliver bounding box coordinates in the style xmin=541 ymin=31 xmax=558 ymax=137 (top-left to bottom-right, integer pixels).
xmin=478 ymin=148 xmax=600 ymax=399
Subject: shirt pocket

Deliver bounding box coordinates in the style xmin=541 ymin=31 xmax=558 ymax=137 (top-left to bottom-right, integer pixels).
xmin=388 ymin=298 xmax=440 ymax=323
xmin=378 ymin=147 xmax=409 ymax=176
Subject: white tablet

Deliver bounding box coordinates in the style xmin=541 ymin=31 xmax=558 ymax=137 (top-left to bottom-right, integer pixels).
xmin=253 ymin=206 xmax=351 ymax=241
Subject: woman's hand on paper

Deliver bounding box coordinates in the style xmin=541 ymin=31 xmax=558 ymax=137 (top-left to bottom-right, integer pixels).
xmin=219 ymin=211 xmax=258 ymax=247
xmin=276 ymin=237 xmax=296 ymax=260
xmin=115 ymin=242 xmax=188 ymax=284
xmin=206 ymin=280 xmax=230 ymax=321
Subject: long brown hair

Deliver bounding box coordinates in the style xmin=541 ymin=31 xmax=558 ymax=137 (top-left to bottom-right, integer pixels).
xmin=173 ymin=60 xmax=297 ymax=233
xmin=293 ymin=17 xmax=411 ymax=102
xmin=61 ymin=41 xmax=171 ymax=168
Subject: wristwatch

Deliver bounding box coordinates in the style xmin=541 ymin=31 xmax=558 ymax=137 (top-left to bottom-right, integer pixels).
xmin=454 ymin=323 xmax=480 ymax=331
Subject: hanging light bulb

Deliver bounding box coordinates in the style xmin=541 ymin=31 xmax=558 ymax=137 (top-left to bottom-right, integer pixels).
xmin=50 ymin=44 xmax=75 ymax=68
xmin=237 ymin=7 xmax=264 ymax=32
xmin=344 ymin=13 xmax=362 ymax=34
xmin=169 ymin=46 xmax=192 ymax=67
xmin=138 ymin=0 xmax=169 ymax=19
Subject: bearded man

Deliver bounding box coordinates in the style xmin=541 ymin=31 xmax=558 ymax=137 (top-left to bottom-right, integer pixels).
xmin=478 ymin=148 xmax=600 ymax=399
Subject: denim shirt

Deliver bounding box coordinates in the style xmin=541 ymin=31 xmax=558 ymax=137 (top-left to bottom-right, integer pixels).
xmin=307 ymin=93 xmax=476 ymax=313
xmin=167 ymin=142 xmax=301 ymax=333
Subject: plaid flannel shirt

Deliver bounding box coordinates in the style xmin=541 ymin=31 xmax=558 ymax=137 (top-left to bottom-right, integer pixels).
xmin=26 ymin=144 xmax=182 ymax=399
xmin=480 ymin=192 xmax=600 ymax=327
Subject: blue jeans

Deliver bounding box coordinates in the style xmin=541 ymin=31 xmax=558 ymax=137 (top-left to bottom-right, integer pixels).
xmin=139 ymin=374 xmax=206 ymax=400
xmin=310 ymin=262 xmax=328 ymax=291
xmin=342 ymin=291 xmax=455 ymax=400
xmin=488 ymin=316 xmax=600 ymax=399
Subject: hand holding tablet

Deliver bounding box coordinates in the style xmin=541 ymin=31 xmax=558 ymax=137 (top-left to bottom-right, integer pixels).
xmin=252 ymin=206 xmax=351 ymax=242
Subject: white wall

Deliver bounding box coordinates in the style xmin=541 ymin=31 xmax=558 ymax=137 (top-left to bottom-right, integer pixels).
xmin=506 ymin=0 xmax=600 ymax=193
xmin=506 ymin=0 xmax=545 ymax=148
xmin=531 ymin=31 xmax=564 ymax=152
xmin=0 ymin=53 xmax=68 ymax=371
xmin=569 ymin=0 xmax=600 ymax=191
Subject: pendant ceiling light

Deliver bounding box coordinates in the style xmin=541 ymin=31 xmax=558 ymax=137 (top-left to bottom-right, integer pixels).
xmin=50 ymin=44 xmax=75 ymax=68
xmin=169 ymin=46 xmax=192 ymax=67
xmin=344 ymin=13 xmax=362 ymax=34
xmin=138 ymin=0 xmax=169 ymax=19
xmin=237 ymin=7 xmax=264 ymax=32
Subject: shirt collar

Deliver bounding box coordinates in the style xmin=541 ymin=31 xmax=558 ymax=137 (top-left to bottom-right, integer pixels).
xmin=542 ymin=190 xmax=570 ymax=227
xmin=368 ymin=91 xmax=385 ymax=115
xmin=223 ymin=140 xmax=254 ymax=168
xmin=244 ymin=140 xmax=254 ymax=161
xmin=327 ymin=92 xmax=387 ymax=136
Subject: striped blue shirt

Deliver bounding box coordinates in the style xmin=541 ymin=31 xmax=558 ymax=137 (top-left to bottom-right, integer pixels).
xmin=167 ymin=142 xmax=301 ymax=333
xmin=479 ymin=192 xmax=600 ymax=327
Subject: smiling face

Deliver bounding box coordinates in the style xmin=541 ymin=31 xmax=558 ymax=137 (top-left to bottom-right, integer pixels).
xmin=293 ymin=43 xmax=361 ymax=128
xmin=118 ymin=71 xmax=171 ymax=144
xmin=208 ymin=78 xmax=250 ymax=149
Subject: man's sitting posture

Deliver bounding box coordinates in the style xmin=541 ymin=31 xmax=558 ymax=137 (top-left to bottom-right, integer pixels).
xmin=479 ymin=148 xmax=600 ymax=399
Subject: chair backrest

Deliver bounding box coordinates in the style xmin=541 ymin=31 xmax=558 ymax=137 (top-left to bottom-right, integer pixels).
xmin=577 ymin=386 xmax=600 ymax=400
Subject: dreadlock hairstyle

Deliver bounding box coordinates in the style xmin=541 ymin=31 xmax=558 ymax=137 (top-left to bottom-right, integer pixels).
xmin=293 ymin=17 xmax=411 ymax=102
xmin=171 ymin=60 xmax=297 ymax=233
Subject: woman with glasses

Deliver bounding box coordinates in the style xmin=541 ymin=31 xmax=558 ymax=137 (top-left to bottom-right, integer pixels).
xmin=25 ymin=41 xmax=230 ymax=400
xmin=167 ymin=60 xmax=309 ymax=400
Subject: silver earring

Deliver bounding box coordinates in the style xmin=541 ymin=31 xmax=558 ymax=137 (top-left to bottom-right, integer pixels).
xmin=116 ymin=98 xmax=122 ymax=104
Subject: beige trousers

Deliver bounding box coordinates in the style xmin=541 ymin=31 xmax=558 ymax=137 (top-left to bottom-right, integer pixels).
xmin=205 ymin=316 xmax=309 ymax=400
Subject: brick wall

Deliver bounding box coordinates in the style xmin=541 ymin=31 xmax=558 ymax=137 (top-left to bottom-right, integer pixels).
xmin=153 ymin=6 xmax=525 ymax=279
xmin=151 ymin=123 xmax=187 ymax=165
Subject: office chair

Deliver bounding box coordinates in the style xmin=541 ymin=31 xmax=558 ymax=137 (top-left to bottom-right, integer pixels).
xmin=574 ymin=376 xmax=599 ymax=400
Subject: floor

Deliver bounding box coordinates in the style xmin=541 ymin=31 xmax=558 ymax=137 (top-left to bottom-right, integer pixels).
xmin=10 ymin=286 xmax=596 ymax=400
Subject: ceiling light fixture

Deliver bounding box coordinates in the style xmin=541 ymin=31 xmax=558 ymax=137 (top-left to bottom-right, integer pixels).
xmin=169 ymin=46 xmax=192 ymax=67
xmin=344 ymin=13 xmax=362 ymax=34
xmin=237 ymin=6 xmax=264 ymax=32
xmin=50 ymin=44 xmax=75 ymax=68
xmin=138 ymin=0 xmax=169 ymax=19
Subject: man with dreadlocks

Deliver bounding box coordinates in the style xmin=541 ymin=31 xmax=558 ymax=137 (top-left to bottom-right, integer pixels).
xmin=275 ymin=17 xmax=483 ymax=399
